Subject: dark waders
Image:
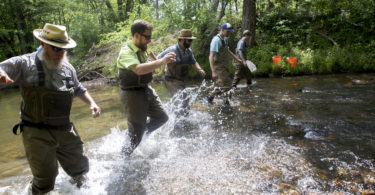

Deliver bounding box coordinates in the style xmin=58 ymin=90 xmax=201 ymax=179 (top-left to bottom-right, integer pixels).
xmin=119 ymin=45 xmax=168 ymax=156
xmin=12 ymin=55 xmax=88 ymax=194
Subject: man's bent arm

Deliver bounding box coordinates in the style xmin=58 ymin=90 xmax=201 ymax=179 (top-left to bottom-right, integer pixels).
xmin=132 ymin=52 xmax=175 ymax=75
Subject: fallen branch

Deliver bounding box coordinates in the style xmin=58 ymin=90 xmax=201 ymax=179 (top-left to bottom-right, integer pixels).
xmin=78 ymin=65 xmax=106 ymax=80
xmin=91 ymin=71 xmax=106 ymax=78
xmin=316 ymin=32 xmax=339 ymax=46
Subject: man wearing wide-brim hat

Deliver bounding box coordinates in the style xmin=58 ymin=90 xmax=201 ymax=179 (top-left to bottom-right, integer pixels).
xmin=0 ymin=23 xmax=101 ymax=194
xmin=157 ymin=29 xmax=206 ymax=116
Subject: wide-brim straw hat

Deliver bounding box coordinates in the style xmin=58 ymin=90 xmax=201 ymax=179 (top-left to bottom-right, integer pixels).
xmin=178 ymin=29 xmax=196 ymax=39
xmin=33 ymin=23 xmax=76 ymax=49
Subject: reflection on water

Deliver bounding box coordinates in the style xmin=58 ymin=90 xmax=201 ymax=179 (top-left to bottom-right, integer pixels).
xmin=0 ymin=73 xmax=374 ymax=194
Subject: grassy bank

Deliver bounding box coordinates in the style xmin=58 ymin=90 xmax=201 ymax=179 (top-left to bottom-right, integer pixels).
xmin=246 ymin=44 xmax=375 ymax=77
xmin=77 ymin=40 xmax=375 ymax=81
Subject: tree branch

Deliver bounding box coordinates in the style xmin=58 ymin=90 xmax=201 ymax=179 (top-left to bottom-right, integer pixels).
xmin=316 ymin=32 xmax=339 ymax=46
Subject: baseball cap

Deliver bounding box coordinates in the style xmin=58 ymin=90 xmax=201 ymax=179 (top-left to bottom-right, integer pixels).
xmin=221 ymin=23 xmax=234 ymax=32
xmin=242 ymin=30 xmax=251 ymax=36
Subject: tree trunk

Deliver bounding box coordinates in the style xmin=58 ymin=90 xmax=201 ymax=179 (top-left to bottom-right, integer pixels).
xmin=197 ymin=0 xmax=221 ymax=57
xmin=105 ymin=0 xmax=118 ymax=23
xmin=124 ymin=0 xmax=133 ymax=20
xmin=58 ymin=8 xmax=62 ymax=24
xmin=242 ymin=0 xmax=256 ymax=47
xmin=100 ymin=0 xmax=104 ymax=34
xmin=11 ymin=0 xmax=27 ymax=53
xmin=137 ymin=0 xmax=146 ymax=16
xmin=155 ymin=0 xmax=159 ymax=19
xmin=207 ymin=0 xmax=227 ymax=42
xmin=117 ymin=0 xmax=123 ymax=20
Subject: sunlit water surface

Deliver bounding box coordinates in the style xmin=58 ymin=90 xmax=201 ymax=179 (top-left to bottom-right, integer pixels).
xmin=0 ymin=74 xmax=374 ymax=194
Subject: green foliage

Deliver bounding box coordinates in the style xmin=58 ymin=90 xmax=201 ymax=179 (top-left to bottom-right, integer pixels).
xmin=247 ymin=43 xmax=375 ymax=76
xmin=247 ymin=0 xmax=375 ymax=76
xmin=98 ymin=22 xmax=130 ymax=47
xmin=1 ymin=0 xmax=374 ymax=78
xmin=0 ymin=0 xmax=120 ymax=62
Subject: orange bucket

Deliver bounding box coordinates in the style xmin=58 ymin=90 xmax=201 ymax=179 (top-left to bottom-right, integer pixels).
xmin=272 ymin=56 xmax=282 ymax=66
xmin=287 ymin=57 xmax=297 ymax=67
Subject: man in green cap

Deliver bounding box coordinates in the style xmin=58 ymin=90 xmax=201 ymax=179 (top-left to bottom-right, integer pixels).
xmin=157 ymin=29 xmax=205 ymax=115
xmin=205 ymin=23 xmax=243 ymax=106
xmin=0 ymin=23 xmax=101 ymax=194
xmin=117 ymin=20 xmax=176 ymax=155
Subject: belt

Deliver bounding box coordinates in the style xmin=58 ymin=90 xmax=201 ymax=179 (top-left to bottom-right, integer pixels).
xmin=164 ymin=76 xmax=183 ymax=82
xmin=12 ymin=120 xmax=70 ymax=135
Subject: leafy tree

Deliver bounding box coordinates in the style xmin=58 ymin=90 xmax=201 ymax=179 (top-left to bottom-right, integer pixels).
xmin=0 ymin=0 xmax=373 ymax=75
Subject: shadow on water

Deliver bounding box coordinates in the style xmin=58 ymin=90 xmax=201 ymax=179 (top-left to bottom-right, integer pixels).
xmin=0 ymin=73 xmax=375 ymax=194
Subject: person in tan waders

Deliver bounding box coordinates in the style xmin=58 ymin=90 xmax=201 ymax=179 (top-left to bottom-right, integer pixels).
xmin=0 ymin=23 xmax=101 ymax=194
xmin=205 ymin=23 xmax=244 ymax=106
xmin=232 ymin=30 xmax=253 ymax=89
xmin=157 ymin=29 xmax=205 ymax=116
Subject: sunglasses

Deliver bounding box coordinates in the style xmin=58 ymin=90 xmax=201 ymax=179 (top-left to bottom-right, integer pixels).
xmin=140 ymin=33 xmax=152 ymax=40
xmin=186 ymin=39 xmax=193 ymax=43
xmin=49 ymin=45 xmax=66 ymax=52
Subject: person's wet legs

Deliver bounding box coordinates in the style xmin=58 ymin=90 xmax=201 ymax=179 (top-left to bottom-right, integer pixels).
xmin=56 ymin=124 xmax=89 ymax=188
xmin=244 ymin=65 xmax=253 ymax=87
xmin=124 ymin=122 xmax=146 ymax=156
xmin=120 ymin=89 xmax=148 ymax=156
xmin=146 ymin=87 xmax=168 ymax=134
xmin=232 ymin=64 xmax=252 ymax=89
xmin=22 ymin=126 xmax=59 ymax=194
xmin=232 ymin=64 xmax=243 ymax=88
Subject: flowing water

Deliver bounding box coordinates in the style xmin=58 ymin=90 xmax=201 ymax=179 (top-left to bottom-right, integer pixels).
xmin=0 ymin=74 xmax=374 ymax=195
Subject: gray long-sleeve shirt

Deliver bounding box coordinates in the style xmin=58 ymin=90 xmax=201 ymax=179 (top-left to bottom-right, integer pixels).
xmin=236 ymin=39 xmax=247 ymax=60
xmin=0 ymin=52 xmax=86 ymax=97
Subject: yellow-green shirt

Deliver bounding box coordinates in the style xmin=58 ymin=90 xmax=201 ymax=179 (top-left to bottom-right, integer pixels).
xmin=116 ymin=41 xmax=148 ymax=69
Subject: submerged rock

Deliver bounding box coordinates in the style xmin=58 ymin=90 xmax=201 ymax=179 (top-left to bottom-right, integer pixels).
xmin=361 ymin=189 xmax=375 ymax=195
xmin=344 ymin=82 xmax=353 ymax=87
xmin=352 ymin=79 xmax=368 ymax=85
xmin=279 ymin=182 xmax=301 ymax=195
xmin=279 ymin=127 xmax=305 ymax=137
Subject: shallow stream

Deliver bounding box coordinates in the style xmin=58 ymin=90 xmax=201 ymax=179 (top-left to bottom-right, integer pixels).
xmin=0 ymin=73 xmax=374 ymax=194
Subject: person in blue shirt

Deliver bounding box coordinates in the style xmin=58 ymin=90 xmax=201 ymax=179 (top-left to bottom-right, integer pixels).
xmin=205 ymin=23 xmax=243 ymax=106
xmin=158 ymin=29 xmax=205 ymax=115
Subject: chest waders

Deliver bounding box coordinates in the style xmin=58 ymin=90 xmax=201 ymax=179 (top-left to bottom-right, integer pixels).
xmin=119 ymin=44 xmax=152 ymax=90
xmin=214 ymin=35 xmax=230 ymax=71
xmin=13 ymin=55 xmax=74 ymax=134
xmin=165 ymin=44 xmax=194 ymax=81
